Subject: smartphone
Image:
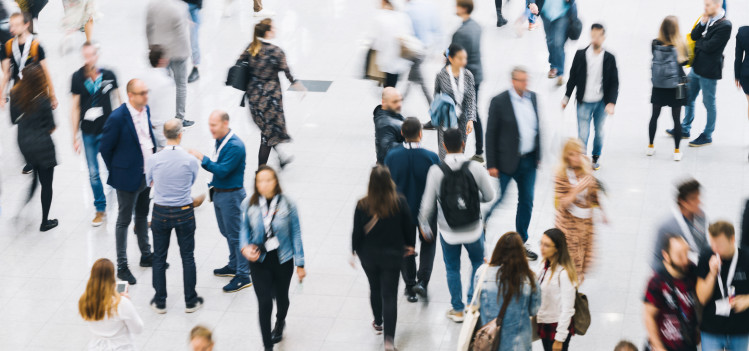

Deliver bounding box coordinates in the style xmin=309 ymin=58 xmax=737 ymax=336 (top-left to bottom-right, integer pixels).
xmin=116 ymin=281 xmax=129 ymax=294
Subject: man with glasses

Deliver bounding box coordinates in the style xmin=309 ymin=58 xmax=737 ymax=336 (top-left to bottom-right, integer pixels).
xmin=485 ymin=67 xmax=542 ymax=261
xmin=100 ymin=79 xmax=161 ymax=285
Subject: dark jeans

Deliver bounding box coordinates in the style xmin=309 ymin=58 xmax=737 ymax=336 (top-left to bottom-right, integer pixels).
xmin=115 ymin=178 xmax=152 ymax=269
xmin=485 ymin=155 xmax=537 ymax=242
xmin=494 ymin=0 xmax=503 ymax=17
xmin=213 ymin=189 xmax=250 ymax=278
xmin=385 ymin=73 xmax=399 ymax=88
xmin=28 ymin=166 xmax=55 ymax=223
xmin=360 ymin=253 xmax=402 ymax=343
xmin=250 ymin=251 xmax=294 ymax=348
xmin=474 ymin=83 xmax=484 ymax=155
xmin=541 ymin=335 xmax=571 ymax=351
xmin=151 ymin=204 xmax=198 ymax=305
xmin=540 ymin=14 xmax=570 ymax=76
xmin=401 ymin=218 xmax=437 ymax=289
xmin=649 ymin=104 xmax=682 ymax=149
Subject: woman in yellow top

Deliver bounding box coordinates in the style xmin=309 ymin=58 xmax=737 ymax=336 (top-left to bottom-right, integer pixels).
xmin=554 ymin=138 xmax=606 ymax=282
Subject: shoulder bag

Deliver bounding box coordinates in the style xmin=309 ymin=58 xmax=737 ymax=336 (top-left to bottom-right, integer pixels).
xmin=566 ymin=0 xmax=582 ymax=41
xmin=457 ymin=265 xmax=490 ymax=351
xmin=471 ymin=287 xmax=512 ymax=351
xmin=572 ymin=288 xmax=590 ymax=335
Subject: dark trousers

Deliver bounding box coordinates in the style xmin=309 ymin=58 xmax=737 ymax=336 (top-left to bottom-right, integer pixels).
xmin=385 ymin=73 xmax=399 ymax=88
xmin=474 ymin=83 xmax=484 ymax=155
xmin=115 ymin=178 xmax=152 ymax=269
xmin=401 ymin=219 xmax=436 ymax=289
xmin=485 ymin=155 xmax=537 ymax=242
xmin=250 ymin=251 xmax=294 ymax=348
xmin=360 ymin=254 xmax=402 ymax=343
xmin=151 ymin=205 xmax=198 ymax=305
xmin=541 ymin=335 xmax=572 ymax=351
xmin=494 ymin=0 xmax=503 ymax=17
xmin=27 ymin=166 xmax=54 ymax=222
xmin=649 ymin=104 xmax=682 ymax=149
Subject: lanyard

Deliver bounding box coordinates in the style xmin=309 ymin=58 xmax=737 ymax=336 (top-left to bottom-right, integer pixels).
xmin=260 ymin=195 xmax=279 ymax=239
xmin=403 ymin=142 xmax=421 ymax=149
xmin=12 ymin=35 xmax=32 ymax=79
xmin=671 ymin=207 xmax=708 ymax=250
xmin=717 ymin=247 xmax=739 ymax=298
xmin=447 ymin=66 xmax=465 ymax=115
xmin=211 ymin=130 xmax=235 ymax=162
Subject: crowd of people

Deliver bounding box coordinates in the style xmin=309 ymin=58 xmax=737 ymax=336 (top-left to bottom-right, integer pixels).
xmin=3 ymin=0 xmax=749 ymax=350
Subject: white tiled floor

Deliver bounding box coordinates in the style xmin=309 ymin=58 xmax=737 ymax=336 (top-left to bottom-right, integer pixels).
xmin=1 ymin=0 xmax=749 ymax=350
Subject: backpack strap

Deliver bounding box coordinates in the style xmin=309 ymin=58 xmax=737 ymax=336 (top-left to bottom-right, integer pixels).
xmin=4 ymin=38 xmax=12 ymax=59
xmin=439 ymin=162 xmax=452 ymax=175
xmin=29 ymin=39 xmax=38 ymax=61
xmin=460 ymin=160 xmax=472 ymax=172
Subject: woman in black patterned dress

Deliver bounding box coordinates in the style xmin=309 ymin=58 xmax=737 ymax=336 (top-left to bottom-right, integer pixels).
xmin=433 ymin=43 xmax=475 ymax=160
xmin=243 ymin=18 xmax=304 ymax=168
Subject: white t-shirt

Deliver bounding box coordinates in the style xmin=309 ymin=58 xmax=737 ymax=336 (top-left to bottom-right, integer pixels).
xmin=142 ymin=67 xmax=176 ymax=149
xmin=85 ymin=297 xmax=143 ymax=350
xmin=583 ymin=47 xmax=604 ymax=102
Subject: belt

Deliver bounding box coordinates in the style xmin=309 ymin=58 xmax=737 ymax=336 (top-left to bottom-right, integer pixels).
xmin=154 ymin=204 xmax=193 ymax=210
xmin=213 ymin=187 xmax=242 ymax=193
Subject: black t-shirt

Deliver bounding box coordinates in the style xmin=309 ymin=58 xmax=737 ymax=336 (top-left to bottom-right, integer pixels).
xmin=697 ymin=248 xmax=749 ymax=334
xmin=1 ymin=39 xmax=46 ymax=83
xmin=71 ymin=67 xmax=118 ymax=135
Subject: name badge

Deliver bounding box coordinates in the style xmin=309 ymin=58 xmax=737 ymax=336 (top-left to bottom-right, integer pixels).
xmin=715 ymin=298 xmax=731 ymax=317
xmin=83 ymin=107 xmax=104 ymax=121
xmin=101 ymin=82 xmax=113 ymax=94
xmin=265 ymin=237 xmax=280 ymax=252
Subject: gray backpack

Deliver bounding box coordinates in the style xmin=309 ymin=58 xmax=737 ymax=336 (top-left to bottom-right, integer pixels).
xmin=651 ymin=44 xmax=680 ymax=89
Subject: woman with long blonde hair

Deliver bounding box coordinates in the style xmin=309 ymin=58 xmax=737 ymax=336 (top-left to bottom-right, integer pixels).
xmin=79 ymin=258 xmax=143 ymax=350
xmin=554 ymin=138 xmax=604 ymax=282
xmin=648 ymin=16 xmax=689 ymax=161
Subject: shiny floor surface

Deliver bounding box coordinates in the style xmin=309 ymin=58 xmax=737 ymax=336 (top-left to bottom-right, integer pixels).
xmin=1 ymin=0 xmax=749 ymax=350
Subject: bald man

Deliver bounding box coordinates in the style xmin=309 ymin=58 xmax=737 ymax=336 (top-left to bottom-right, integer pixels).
xmin=374 ymin=87 xmax=405 ymax=164
xmin=100 ymin=79 xmax=159 ymax=285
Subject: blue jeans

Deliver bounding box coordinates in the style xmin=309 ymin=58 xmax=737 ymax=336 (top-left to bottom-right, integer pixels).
xmin=188 ymin=4 xmax=201 ymax=66
xmin=441 ymin=235 xmax=484 ymax=311
xmin=682 ymin=70 xmax=717 ymax=138
xmin=81 ymin=133 xmax=106 ymax=212
xmin=151 ymin=204 xmax=198 ymax=305
xmin=700 ymin=332 xmax=749 ymax=351
xmin=213 ymin=189 xmax=250 ymax=279
xmin=576 ymin=100 xmax=607 ymax=157
xmin=485 ymin=156 xmax=537 ymax=242
xmin=540 ymin=14 xmax=569 ymax=75
xmin=525 ymin=8 xmax=536 ymax=24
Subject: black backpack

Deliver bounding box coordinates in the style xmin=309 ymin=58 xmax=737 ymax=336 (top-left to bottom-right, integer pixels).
xmin=438 ymin=161 xmax=480 ymax=228
xmin=651 ymin=44 xmax=680 ymax=89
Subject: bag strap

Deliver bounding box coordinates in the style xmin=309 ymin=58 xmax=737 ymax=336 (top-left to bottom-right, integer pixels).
xmin=29 ymin=40 xmax=38 ymax=60
xmin=4 ymin=39 xmax=11 ymax=58
xmin=460 ymin=160 xmax=472 ymax=172
xmin=364 ymin=215 xmax=379 ymax=235
xmin=468 ymin=265 xmax=491 ymax=308
xmin=494 ymin=288 xmax=513 ymax=327
xmin=439 ymin=162 xmax=452 ymax=175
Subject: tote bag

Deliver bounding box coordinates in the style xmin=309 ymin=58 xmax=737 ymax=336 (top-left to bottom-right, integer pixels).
xmin=457 ymin=265 xmax=490 ymax=351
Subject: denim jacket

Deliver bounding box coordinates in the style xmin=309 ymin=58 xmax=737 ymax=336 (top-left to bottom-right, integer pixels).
xmin=239 ymin=194 xmax=305 ymax=267
xmin=474 ymin=265 xmax=542 ymax=351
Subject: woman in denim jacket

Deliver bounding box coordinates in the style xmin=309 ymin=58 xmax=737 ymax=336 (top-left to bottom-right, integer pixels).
xmin=474 ymin=232 xmax=541 ymax=351
xmin=240 ymin=166 xmax=306 ymax=351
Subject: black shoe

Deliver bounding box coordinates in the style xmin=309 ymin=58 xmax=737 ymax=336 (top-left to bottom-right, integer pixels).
xmin=279 ymin=155 xmax=294 ymax=169
xmin=213 ymin=265 xmax=236 ymax=277
xmin=223 ymin=276 xmax=252 ymax=292
xmin=525 ymin=247 xmax=538 ymax=261
xmin=182 ymin=119 xmax=195 ymax=128
xmin=405 ymin=287 xmax=418 ymax=303
xmin=22 ymin=164 xmax=33 ymax=174
xmin=40 ymin=219 xmax=58 ymax=232
xmin=412 ymin=281 xmax=428 ymax=298
xmin=423 ymin=121 xmax=435 ymax=130
xmin=139 ymin=254 xmax=169 ymax=269
xmin=264 ymin=347 xmax=273 ymax=351
xmin=185 ymin=296 xmax=204 ymax=313
xmin=496 ymin=16 xmax=508 ymax=27
xmin=150 ymin=298 xmax=167 ymax=314
xmin=118 ymin=267 xmax=137 ymax=285
xmin=271 ymin=320 xmax=285 ymax=344
xmin=188 ymin=67 xmax=200 ymax=83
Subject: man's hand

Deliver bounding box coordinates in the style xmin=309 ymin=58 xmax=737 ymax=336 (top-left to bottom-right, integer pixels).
xmin=404 ymin=246 xmax=416 ymax=257
xmin=709 ymin=254 xmax=721 ymax=276
xmin=605 ymin=103 xmax=615 ymax=115
xmin=73 ymin=138 xmax=81 ymax=153
xmin=552 ymin=341 xmax=563 ymax=351
xmin=488 ymin=167 xmax=499 ymax=178
xmin=736 ymin=79 xmax=742 ymax=89
xmin=188 ymin=149 xmax=204 ymax=161
xmin=561 ymin=96 xmax=569 ymax=109
xmin=466 ymin=120 xmax=474 ymax=134
xmin=529 ymin=3 xmax=539 ymax=14
xmin=732 ymin=295 xmax=749 ymax=313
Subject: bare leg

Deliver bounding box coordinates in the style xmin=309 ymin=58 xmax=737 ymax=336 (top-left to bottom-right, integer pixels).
xmin=84 ymin=17 xmax=93 ymax=43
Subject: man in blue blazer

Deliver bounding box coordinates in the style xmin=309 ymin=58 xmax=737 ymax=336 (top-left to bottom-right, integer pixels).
xmin=100 ymin=79 xmax=159 ymax=285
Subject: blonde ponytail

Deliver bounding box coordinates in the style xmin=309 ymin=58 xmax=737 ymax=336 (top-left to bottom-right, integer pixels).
xmin=249 ymin=19 xmax=273 ymax=56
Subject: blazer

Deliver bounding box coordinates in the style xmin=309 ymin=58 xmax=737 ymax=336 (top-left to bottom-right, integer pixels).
xmin=99 ymin=104 xmax=157 ymax=192
xmin=691 ymin=16 xmax=732 ymax=80
xmin=486 ymin=90 xmax=541 ymax=175
xmin=735 ymin=26 xmax=749 ymax=80
xmin=565 ymin=46 xmax=619 ymax=105
xmin=451 ymin=18 xmax=483 ymax=85
xmin=11 ymin=96 xmax=57 ymax=169
xmin=146 ymin=0 xmax=190 ymax=59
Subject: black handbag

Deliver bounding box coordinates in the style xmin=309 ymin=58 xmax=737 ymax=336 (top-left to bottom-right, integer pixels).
xmin=226 ymin=58 xmax=250 ymax=92
xmin=567 ymin=1 xmax=582 ymax=41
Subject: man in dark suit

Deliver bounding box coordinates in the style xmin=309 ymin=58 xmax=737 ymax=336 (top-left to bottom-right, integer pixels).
xmin=100 ymin=79 xmax=159 ymax=285
xmin=484 ymin=67 xmax=540 ymax=260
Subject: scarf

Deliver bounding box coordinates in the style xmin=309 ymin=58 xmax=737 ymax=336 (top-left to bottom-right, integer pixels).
xmin=447 ymin=66 xmax=465 ymax=117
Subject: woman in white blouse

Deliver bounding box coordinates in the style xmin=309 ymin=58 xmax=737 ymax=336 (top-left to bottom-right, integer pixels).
xmin=79 ymin=258 xmax=143 ymax=351
xmin=536 ymin=228 xmax=578 ymax=351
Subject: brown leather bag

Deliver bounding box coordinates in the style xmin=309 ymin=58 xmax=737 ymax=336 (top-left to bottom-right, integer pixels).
xmin=470 ymin=293 xmax=511 ymax=351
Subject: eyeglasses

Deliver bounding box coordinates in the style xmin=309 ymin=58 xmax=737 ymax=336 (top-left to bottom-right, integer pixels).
xmin=512 ymin=78 xmax=528 ymax=83
xmin=131 ymin=90 xmax=150 ymax=96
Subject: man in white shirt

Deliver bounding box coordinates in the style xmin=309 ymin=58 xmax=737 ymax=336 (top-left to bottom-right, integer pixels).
xmin=145 ymin=45 xmax=178 ymax=150
xmin=562 ymin=23 xmax=619 ymax=170
xmin=419 ymin=128 xmax=495 ymax=323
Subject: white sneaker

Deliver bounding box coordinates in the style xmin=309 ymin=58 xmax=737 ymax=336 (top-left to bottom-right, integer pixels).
xmin=673 ymin=151 xmax=682 ymax=161
xmin=646 ymin=146 xmax=655 ymax=156
xmin=254 ymin=9 xmax=276 ymax=17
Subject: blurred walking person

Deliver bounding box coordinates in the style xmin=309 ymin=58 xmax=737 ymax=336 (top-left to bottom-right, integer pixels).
xmin=647 ymin=16 xmax=689 ymax=161
xmin=404 ymin=0 xmax=439 ymax=109
xmin=372 ymin=0 xmax=413 ymax=88
xmin=145 ymin=45 xmax=176 ymax=150
xmin=433 ymin=43 xmax=475 ymax=160
xmin=352 ymin=165 xmax=414 ymax=351
xmin=11 ymin=64 xmax=57 ymax=231
xmin=242 ymin=18 xmax=303 ymax=168
xmin=736 ymin=26 xmax=749 ymax=160
xmin=528 ymin=0 xmax=571 ymax=85
xmin=554 ymin=138 xmax=604 ymax=282
xmin=61 ymin=0 xmax=98 ymax=44
xmin=536 ymin=228 xmax=578 ymax=351
xmin=474 ymin=232 xmax=541 ymax=351
xmin=241 ymin=166 xmax=306 ymax=350
xmin=374 ymin=87 xmax=405 ymax=164
xmin=183 ymin=0 xmax=201 ymax=83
